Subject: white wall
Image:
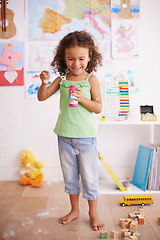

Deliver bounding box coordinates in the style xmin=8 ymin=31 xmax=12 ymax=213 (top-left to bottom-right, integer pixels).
xmin=0 ymin=0 xmax=160 ymax=181
xmin=98 ymin=0 xmax=160 ymax=180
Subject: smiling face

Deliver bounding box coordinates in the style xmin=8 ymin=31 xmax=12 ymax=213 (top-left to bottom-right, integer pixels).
xmin=64 ymin=46 xmax=90 ymax=76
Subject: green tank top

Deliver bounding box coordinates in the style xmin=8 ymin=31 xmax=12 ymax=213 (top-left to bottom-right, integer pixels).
xmin=54 ymin=73 xmax=97 ymax=138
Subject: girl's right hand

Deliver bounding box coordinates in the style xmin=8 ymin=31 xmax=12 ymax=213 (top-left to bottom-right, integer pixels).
xmin=40 ymin=70 xmax=51 ymax=85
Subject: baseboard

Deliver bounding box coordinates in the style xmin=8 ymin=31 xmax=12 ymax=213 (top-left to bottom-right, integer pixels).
xmin=0 ymin=164 xmax=133 ymax=181
xmin=0 ymin=166 xmax=63 ymax=181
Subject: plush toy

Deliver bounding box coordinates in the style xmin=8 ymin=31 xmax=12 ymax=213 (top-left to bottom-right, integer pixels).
xmin=20 ymin=150 xmax=45 ymax=187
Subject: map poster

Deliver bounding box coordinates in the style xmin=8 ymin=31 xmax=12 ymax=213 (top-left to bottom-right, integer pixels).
xmin=28 ymin=0 xmax=111 ymax=40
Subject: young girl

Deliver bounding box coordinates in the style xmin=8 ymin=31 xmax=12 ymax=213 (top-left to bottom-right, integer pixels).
xmin=38 ymin=31 xmax=104 ymax=231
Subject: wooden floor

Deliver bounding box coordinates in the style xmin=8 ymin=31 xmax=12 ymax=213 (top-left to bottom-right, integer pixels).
xmin=0 ymin=181 xmax=160 ymax=240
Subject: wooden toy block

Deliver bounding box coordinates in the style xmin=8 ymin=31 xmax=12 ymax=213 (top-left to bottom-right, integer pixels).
xmin=129 ymin=236 xmax=138 ymax=240
xmin=126 ymin=218 xmax=132 ymax=223
xmin=119 ymin=218 xmax=126 ymax=227
xmin=100 ymin=230 xmax=108 ymax=239
xmin=130 ymin=221 xmax=138 ymax=230
xmin=133 ymin=210 xmax=140 ymax=215
xmin=124 ymin=231 xmax=131 ymax=237
xmin=133 ymin=232 xmax=141 ymax=240
xmin=123 ymin=237 xmax=131 ymax=240
xmin=121 ymin=229 xmax=129 ymax=237
xmin=130 ymin=229 xmax=137 ymax=235
xmin=137 ymin=207 xmax=144 ymax=213
xmin=131 ymin=215 xmax=138 ymax=220
xmin=128 ymin=213 xmax=135 ymax=218
xmin=122 ymin=220 xmax=129 ymax=229
xmin=138 ymin=215 xmax=144 ymax=224
xmin=140 ymin=212 xmax=145 ymax=217
xmin=137 ymin=206 xmax=143 ymax=210
xmin=158 ymin=216 xmax=160 ymax=224
xmin=110 ymin=229 xmax=119 ymax=238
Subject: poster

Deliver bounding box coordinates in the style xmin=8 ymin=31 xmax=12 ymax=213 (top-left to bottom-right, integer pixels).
xmin=0 ymin=42 xmax=24 ymax=86
xmin=28 ymin=0 xmax=111 ymax=40
xmin=25 ymin=71 xmax=59 ymax=98
xmin=30 ymin=41 xmax=58 ymax=70
xmin=111 ymin=0 xmax=140 ymax=59
xmin=0 ymin=0 xmax=25 ymax=40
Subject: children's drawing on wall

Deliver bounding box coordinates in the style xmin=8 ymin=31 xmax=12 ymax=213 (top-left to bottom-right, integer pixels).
xmin=30 ymin=41 xmax=58 ymax=70
xmin=0 ymin=41 xmax=24 ymax=86
xmin=25 ymin=71 xmax=59 ymax=98
xmin=111 ymin=19 xmax=139 ymax=58
xmin=28 ymin=0 xmax=111 ymax=40
xmin=0 ymin=0 xmax=25 ymax=40
xmin=111 ymin=0 xmax=140 ymax=19
xmin=111 ymin=0 xmax=140 ymax=59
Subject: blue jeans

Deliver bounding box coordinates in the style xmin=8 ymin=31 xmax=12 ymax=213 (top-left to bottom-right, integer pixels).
xmin=58 ymin=136 xmax=99 ymax=200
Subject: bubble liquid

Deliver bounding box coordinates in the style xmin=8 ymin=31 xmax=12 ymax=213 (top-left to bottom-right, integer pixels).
xmin=69 ymin=85 xmax=78 ymax=107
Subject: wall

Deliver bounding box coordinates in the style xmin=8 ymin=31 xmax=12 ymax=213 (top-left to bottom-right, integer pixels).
xmin=0 ymin=0 xmax=160 ymax=181
xmin=98 ymin=0 xmax=160 ymax=180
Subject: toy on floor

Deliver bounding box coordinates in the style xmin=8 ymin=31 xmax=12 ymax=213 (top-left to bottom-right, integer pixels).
xmin=110 ymin=229 xmax=119 ymax=238
xmin=98 ymin=152 xmax=125 ymax=191
xmin=119 ymin=207 xmax=143 ymax=239
xmin=20 ymin=150 xmax=45 ymax=187
xmin=120 ymin=195 xmax=153 ymax=206
xmin=100 ymin=230 xmax=108 ymax=239
xmin=122 ymin=181 xmax=130 ymax=191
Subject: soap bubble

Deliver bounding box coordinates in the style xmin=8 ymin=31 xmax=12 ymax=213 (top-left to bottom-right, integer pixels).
xmin=34 ymin=227 xmax=48 ymax=236
xmin=36 ymin=209 xmax=49 ymax=219
xmin=21 ymin=217 xmax=33 ymax=229
xmin=3 ymin=227 xmax=16 ymax=239
xmin=46 ymin=180 xmax=54 ymax=188
xmin=72 ymin=149 xmax=79 ymax=155
xmin=50 ymin=205 xmax=58 ymax=212
xmin=34 ymin=227 xmax=43 ymax=235
xmin=53 ymin=178 xmax=59 ymax=184
xmin=46 ymin=178 xmax=60 ymax=188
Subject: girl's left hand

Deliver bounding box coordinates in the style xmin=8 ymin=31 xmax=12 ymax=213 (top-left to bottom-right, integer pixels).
xmin=74 ymin=88 xmax=84 ymax=103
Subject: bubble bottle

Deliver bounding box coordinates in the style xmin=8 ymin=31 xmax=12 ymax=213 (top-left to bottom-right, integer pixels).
xmin=69 ymin=85 xmax=78 ymax=107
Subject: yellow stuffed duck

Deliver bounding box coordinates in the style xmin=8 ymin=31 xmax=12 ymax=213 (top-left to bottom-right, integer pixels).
xmin=20 ymin=150 xmax=45 ymax=187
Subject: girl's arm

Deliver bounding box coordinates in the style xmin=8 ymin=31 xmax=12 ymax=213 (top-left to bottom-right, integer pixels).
xmin=75 ymin=75 xmax=102 ymax=114
xmin=37 ymin=70 xmax=61 ymax=101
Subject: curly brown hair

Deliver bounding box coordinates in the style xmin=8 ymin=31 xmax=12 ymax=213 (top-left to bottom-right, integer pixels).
xmin=51 ymin=31 xmax=102 ymax=75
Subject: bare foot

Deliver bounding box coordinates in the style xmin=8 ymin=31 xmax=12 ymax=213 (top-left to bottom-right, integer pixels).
xmin=90 ymin=215 xmax=105 ymax=231
xmin=59 ymin=210 xmax=79 ymax=225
